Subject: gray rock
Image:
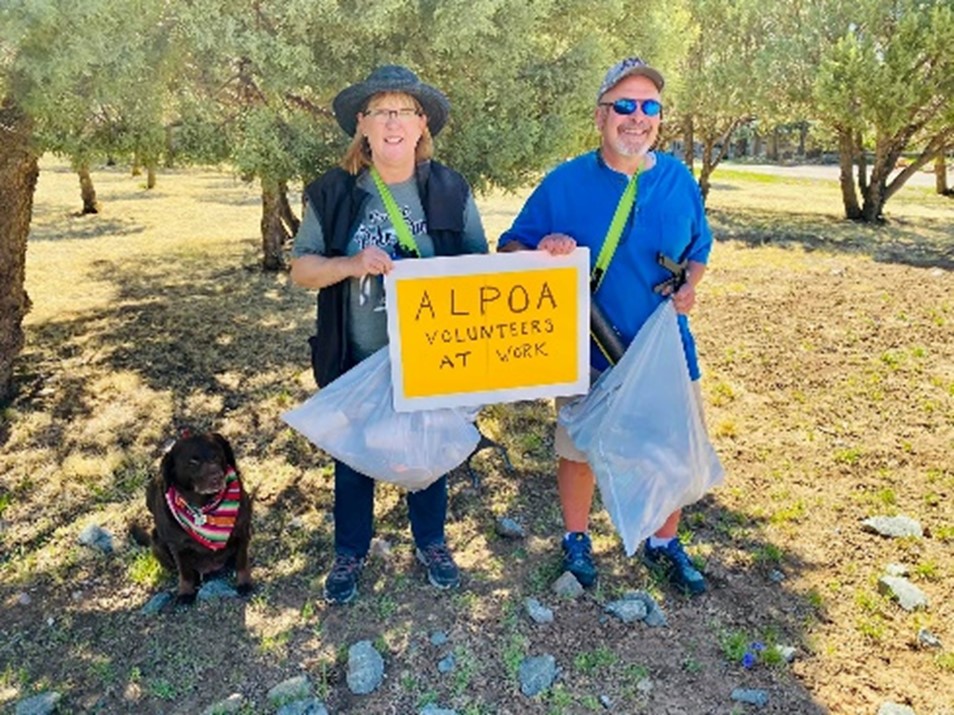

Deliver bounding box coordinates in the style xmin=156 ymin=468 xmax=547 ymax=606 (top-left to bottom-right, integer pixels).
xmin=15 ymin=692 xmax=61 ymax=715
xmin=140 ymin=591 xmax=173 ymax=615
xmin=518 ymin=654 xmax=557 ymax=697
xmin=429 ymin=630 xmax=449 ymax=646
xmin=197 ymin=580 xmax=239 ymax=601
xmin=437 ymin=654 xmax=456 ymax=674
xmin=347 ymin=640 xmax=385 ymax=695
xmin=917 ymin=627 xmax=942 ymax=649
xmin=78 ymin=524 xmax=114 ymax=554
xmin=599 ymin=694 xmax=613 ymax=709
xmin=878 ymin=576 xmax=929 ymax=611
xmin=268 ymin=675 xmax=313 ymax=706
xmin=885 ymin=563 xmax=909 ymax=577
xmin=604 ymin=598 xmax=648 ymax=623
xmin=730 ymin=688 xmax=769 ymax=708
xmin=525 ymin=598 xmax=554 ymax=624
xmin=636 ymin=678 xmax=653 ymax=694
xmin=551 ymin=571 xmax=584 ymax=599
xmin=627 ymin=591 xmax=668 ymax=627
xmin=16 ymin=592 xmax=31 ymax=606
xmin=769 ymin=569 xmax=786 ymax=583
xmin=276 ymin=698 xmax=329 ymax=715
xmin=877 ymin=703 xmax=916 ymax=715
xmin=420 ymin=706 xmax=458 ymax=715
xmin=861 ymin=515 xmax=923 ymax=539
xmin=201 ymin=693 xmax=244 ymax=715
xmin=495 ymin=517 xmax=526 ymax=538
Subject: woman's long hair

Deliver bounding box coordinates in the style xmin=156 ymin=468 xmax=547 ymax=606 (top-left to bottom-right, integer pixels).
xmin=340 ymin=91 xmax=434 ymax=175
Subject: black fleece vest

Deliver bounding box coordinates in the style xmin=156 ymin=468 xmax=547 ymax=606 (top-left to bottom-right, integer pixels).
xmin=303 ymin=160 xmax=469 ymax=387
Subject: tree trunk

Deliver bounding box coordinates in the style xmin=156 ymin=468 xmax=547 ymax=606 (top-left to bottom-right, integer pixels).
xmin=682 ymin=116 xmax=694 ymax=174
xmin=77 ymin=163 xmax=99 ymax=214
xmin=936 ymin=154 xmax=950 ymax=196
xmin=131 ymin=151 xmax=141 ymax=176
xmin=146 ymin=164 xmax=157 ymax=189
xmin=260 ymin=181 xmax=289 ymax=271
xmin=837 ymin=130 xmax=863 ymax=220
xmin=277 ymin=180 xmax=300 ymax=236
xmin=0 ymin=97 xmax=39 ymax=403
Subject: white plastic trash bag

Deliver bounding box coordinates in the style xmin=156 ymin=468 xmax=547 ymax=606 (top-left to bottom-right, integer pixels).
xmin=282 ymin=347 xmax=481 ymax=491
xmin=559 ymin=301 xmax=725 ymax=556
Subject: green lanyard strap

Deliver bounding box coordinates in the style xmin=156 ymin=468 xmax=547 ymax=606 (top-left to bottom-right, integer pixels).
xmin=590 ymin=169 xmax=639 ymax=293
xmin=370 ymin=166 xmax=421 ymax=258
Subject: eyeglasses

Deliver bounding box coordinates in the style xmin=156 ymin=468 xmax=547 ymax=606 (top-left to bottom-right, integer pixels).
xmin=363 ymin=108 xmax=421 ymax=122
xmin=599 ymin=98 xmax=662 ymax=117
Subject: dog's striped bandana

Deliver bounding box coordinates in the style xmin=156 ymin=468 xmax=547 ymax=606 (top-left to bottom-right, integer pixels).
xmin=165 ymin=468 xmax=242 ymax=551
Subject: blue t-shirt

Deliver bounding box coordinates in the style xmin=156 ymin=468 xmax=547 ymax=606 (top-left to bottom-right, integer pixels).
xmin=498 ymin=151 xmax=712 ymax=378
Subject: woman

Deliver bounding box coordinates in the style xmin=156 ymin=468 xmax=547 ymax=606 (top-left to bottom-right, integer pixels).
xmin=290 ymin=65 xmax=488 ymax=605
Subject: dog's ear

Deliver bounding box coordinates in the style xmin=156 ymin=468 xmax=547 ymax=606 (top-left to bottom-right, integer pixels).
xmin=211 ymin=433 xmax=237 ymax=470
xmin=160 ymin=446 xmax=178 ymax=489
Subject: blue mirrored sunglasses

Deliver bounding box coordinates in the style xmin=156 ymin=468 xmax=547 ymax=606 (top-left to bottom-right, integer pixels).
xmin=599 ymin=98 xmax=662 ymax=117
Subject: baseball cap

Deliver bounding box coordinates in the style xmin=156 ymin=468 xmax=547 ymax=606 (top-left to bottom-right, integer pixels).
xmin=597 ymin=57 xmax=665 ymax=101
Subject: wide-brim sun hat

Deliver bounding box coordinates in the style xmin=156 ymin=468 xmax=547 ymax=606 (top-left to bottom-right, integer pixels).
xmin=332 ymin=65 xmax=450 ymax=138
xmin=597 ymin=57 xmax=666 ymax=102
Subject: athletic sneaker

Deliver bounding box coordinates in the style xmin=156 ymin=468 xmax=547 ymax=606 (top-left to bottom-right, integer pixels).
xmin=562 ymin=532 xmax=598 ymax=587
xmin=642 ymin=538 xmax=707 ymax=595
xmin=416 ymin=542 xmax=461 ymax=589
xmin=324 ymin=554 xmax=364 ymax=605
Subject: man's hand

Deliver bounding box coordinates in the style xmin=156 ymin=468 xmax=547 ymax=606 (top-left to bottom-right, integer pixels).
xmin=672 ymin=282 xmax=696 ymax=314
xmin=351 ymin=246 xmax=393 ymax=276
xmin=538 ymin=233 xmax=576 ymax=255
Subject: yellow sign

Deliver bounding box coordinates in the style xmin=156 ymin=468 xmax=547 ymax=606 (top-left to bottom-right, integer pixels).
xmin=385 ymin=249 xmax=590 ymax=411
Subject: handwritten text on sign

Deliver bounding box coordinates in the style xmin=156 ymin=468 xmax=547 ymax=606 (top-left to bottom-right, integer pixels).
xmin=385 ymin=249 xmax=590 ymax=411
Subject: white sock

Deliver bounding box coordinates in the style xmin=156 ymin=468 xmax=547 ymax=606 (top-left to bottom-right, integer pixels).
xmin=565 ymin=531 xmax=587 ymax=541
xmin=649 ymin=536 xmax=674 ymax=549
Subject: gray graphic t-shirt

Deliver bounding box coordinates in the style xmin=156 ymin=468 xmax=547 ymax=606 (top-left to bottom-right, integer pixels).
xmin=292 ymin=169 xmax=487 ymax=361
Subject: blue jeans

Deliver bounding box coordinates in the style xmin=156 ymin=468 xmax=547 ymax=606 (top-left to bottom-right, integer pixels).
xmin=333 ymin=459 xmax=447 ymax=558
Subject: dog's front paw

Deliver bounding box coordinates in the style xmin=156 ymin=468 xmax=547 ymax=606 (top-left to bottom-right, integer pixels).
xmin=174 ymin=592 xmax=197 ymax=607
xmin=236 ymin=582 xmax=255 ymax=598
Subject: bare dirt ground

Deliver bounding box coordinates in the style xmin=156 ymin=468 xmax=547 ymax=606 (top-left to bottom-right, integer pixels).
xmin=0 ymin=159 xmax=952 ymax=715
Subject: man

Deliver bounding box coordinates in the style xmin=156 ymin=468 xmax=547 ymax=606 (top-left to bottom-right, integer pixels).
xmin=498 ymin=57 xmax=713 ymax=595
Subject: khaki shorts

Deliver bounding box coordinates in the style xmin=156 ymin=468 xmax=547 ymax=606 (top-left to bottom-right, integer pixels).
xmin=554 ymin=381 xmax=708 ymax=462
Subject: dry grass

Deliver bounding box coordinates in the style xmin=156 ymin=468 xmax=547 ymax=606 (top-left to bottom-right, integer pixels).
xmin=0 ymin=156 xmax=952 ymax=715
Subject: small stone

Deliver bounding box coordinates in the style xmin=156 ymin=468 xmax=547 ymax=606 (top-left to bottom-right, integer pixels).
xmin=16 ymin=592 xmax=31 ymax=606
xmin=604 ymin=598 xmax=648 ymax=623
xmin=917 ymin=628 xmax=942 ymax=649
xmin=525 ymin=598 xmax=554 ymax=624
xmin=140 ymin=591 xmax=173 ymax=615
xmin=268 ymin=675 xmax=313 ymax=706
xmin=861 ymin=515 xmax=923 ymax=539
xmin=769 ymin=569 xmax=786 ymax=583
xmin=518 ymin=654 xmax=557 ymax=697
xmin=730 ymin=688 xmax=769 ymax=708
xmin=551 ymin=571 xmax=584 ymax=599
xmin=197 ymin=580 xmax=239 ymax=601
xmin=347 ymin=640 xmax=384 ymax=695
xmin=14 ymin=691 xmax=61 ymax=715
xmin=885 ymin=563 xmax=909 ymax=577
xmin=276 ymin=698 xmax=329 ymax=715
xmin=599 ymin=694 xmax=613 ymax=709
xmin=626 ymin=591 xmax=668 ymax=628
xmin=429 ymin=631 xmax=449 ymax=646
xmin=288 ymin=516 xmax=305 ymax=529
xmin=636 ymin=678 xmax=653 ymax=694
xmin=369 ymin=538 xmax=392 ymax=559
xmin=201 ymin=693 xmax=244 ymax=715
xmin=495 ymin=517 xmax=526 ymax=538
xmin=420 ymin=706 xmax=458 ymax=715
xmin=878 ymin=576 xmax=929 ymax=611
xmin=437 ymin=654 xmax=456 ymax=674
xmin=877 ymin=703 xmax=916 ymax=715
xmin=78 ymin=523 xmax=114 ymax=553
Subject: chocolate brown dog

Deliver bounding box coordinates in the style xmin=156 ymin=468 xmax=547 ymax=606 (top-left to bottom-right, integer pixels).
xmin=132 ymin=432 xmax=252 ymax=605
